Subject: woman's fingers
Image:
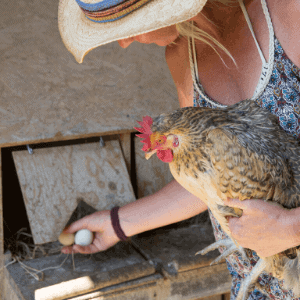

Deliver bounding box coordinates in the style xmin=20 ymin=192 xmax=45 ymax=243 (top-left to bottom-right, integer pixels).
xmin=60 ymin=210 xmax=118 ymax=254
xmin=61 ymin=245 xmax=73 ymax=254
xmin=62 ymin=211 xmax=109 ymax=234
xmin=62 ymin=216 xmax=93 ymax=234
xmin=61 ymin=242 xmax=101 ymax=254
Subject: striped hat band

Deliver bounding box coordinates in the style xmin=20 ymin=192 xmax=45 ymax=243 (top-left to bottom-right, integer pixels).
xmin=76 ymin=0 xmax=152 ymax=23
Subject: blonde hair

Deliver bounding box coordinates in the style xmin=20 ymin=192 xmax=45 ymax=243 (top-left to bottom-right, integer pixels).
xmin=176 ymin=0 xmax=239 ymax=63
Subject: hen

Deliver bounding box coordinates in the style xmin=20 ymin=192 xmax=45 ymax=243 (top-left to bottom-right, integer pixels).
xmin=135 ymin=100 xmax=300 ymax=300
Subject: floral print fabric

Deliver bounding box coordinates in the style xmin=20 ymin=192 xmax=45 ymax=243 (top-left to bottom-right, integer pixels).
xmin=193 ymin=37 xmax=300 ymax=299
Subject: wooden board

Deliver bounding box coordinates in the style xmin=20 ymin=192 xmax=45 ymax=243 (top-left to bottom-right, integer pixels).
xmin=12 ymin=140 xmax=136 ymax=245
xmin=132 ymin=223 xmax=224 ymax=273
xmin=119 ymin=134 xmax=131 ymax=175
xmin=135 ymin=136 xmax=174 ymax=198
xmin=4 ymin=225 xmax=231 ymax=300
xmin=131 ymin=223 xmax=232 ymax=299
xmin=199 ymin=296 xmax=222 ymax=300
xmin=5 ymin=242 xmax=155 ymax=300
xmin=3 ymin=252 xmax=24 ymax=300
xmin=60 ymin=264 xmax=230 ymax=300
xmin=168 ymin=263 xmax=231 ymax=299
xmin=0 ymin=0 xmax=178 ymax=148
xmin=223 ymin=293 xmax=231 ymax=300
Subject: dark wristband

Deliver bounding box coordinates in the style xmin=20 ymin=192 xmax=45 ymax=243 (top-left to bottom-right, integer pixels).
xmin=110 ymin=206 xmax=128 ymax=241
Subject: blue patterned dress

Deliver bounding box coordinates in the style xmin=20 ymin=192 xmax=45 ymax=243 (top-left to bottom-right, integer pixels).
xmin=193 ymin=36 xmax=300 ymax=300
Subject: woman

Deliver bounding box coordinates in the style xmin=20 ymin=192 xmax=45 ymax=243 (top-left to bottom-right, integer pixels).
xmin=58 ymin=0 xmax=300 ymax=298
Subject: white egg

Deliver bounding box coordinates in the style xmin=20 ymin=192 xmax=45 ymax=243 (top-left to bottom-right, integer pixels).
xmin=74 ymin=229 xmax=94 ymax=246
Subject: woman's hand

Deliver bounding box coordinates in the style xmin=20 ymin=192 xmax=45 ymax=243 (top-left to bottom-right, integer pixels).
xmin=61 ymin=210 xmax=120 ymax=254
xmin=224 ymin=198 xmax=300 ymax=258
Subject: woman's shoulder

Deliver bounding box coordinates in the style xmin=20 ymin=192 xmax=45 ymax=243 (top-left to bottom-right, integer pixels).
xmin=267 ymin=0 xmax=300 ymax=68
xmin=165 ymin=37 xmax=194 ymax=108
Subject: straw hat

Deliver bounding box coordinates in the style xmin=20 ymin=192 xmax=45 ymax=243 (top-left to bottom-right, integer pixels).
xmin=58 ymin=0 xmax=208 ymax=63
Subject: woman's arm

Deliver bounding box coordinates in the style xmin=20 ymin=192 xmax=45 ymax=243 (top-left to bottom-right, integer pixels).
xmin=119 ymin=179 xmax=208 ymax=237
xmin=61 ymin=179 xmax=207 ymax=254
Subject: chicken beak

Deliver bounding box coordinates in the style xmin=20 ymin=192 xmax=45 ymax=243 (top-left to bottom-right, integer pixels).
xmin=145 ymin=149 xmax=157 ymax=160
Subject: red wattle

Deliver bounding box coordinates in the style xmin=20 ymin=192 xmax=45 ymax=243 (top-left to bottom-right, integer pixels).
xmin=157 ymin=149 xmax=173 ymax=163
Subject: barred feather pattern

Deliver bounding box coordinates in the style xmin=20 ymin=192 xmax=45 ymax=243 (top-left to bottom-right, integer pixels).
xmin=152 ymin=100 xmax=300 ymax=209
xmin=149 ymin=99 xmax=300 ymax=296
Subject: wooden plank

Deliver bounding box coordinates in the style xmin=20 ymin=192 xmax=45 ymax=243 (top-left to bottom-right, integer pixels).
xmin=130 ymin=224 xmax=232 ymax=298
xmin=169 ymin=263 xmax=231 ymax=299
xmin=64 ymin=274 xmax=163 ymax=300
xmin=6 ymin=243 xmax=155 ymax=300
xmin=4 ymin=217 xmax=231 ymax=300
xmin=132 ymin=223 xmax=226 ymax=272
xmin=3 ymin=252 xmax=24 ymax=300
xmin=57 ymin=266 xmax=228 ymax=300
xmin=62 ymin=263 xmax=230 ymax=300
xmin=119 ymin=134 xmax=131 ymax=175
xmin=12 ymin=140 xmax=136 ymax=245
xmin=0 ymin=0 xmax=178 ymax=148
xmin=134 ymin=136 xmax=173 ymax=198
xmin=223 ymin=292 xmax=231 ymax=300
xmin=199 ymin=295 xmax=222 ymax=300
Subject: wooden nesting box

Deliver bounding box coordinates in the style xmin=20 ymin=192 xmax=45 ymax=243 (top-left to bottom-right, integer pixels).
xmin=2 ymin=135 xmax=231 ymax=300
xmin=0 ymin=0 xmax=232 ymax=298
xmin=12 ymin=140 xmax=135 ymax=245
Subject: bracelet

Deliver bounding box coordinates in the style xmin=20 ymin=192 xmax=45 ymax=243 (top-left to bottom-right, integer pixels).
xmin=110 ymin=206 xmax=128 ymax=241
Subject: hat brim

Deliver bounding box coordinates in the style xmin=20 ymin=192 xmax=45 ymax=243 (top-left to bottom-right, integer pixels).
xmin=58 ymin=0 xmax=207 ymax=63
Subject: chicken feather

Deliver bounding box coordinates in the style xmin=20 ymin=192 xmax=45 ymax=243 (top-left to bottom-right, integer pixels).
xmin=136 ymin=99 xmax=300 ymax=299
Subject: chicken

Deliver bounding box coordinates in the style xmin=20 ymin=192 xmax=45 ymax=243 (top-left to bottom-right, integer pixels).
xmin=135 ymin=99 xmax=300 ymax=300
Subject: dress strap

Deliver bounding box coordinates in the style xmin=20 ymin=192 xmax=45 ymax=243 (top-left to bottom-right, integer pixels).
xmin=250 ymin=0 xmax=275 ymax=99
xmin=189 ymin=0 xmax=275 ymax=103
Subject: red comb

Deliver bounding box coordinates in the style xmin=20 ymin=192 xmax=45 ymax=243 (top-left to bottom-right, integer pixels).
xmin=134 ymin=116 xmax=153 ymax=151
